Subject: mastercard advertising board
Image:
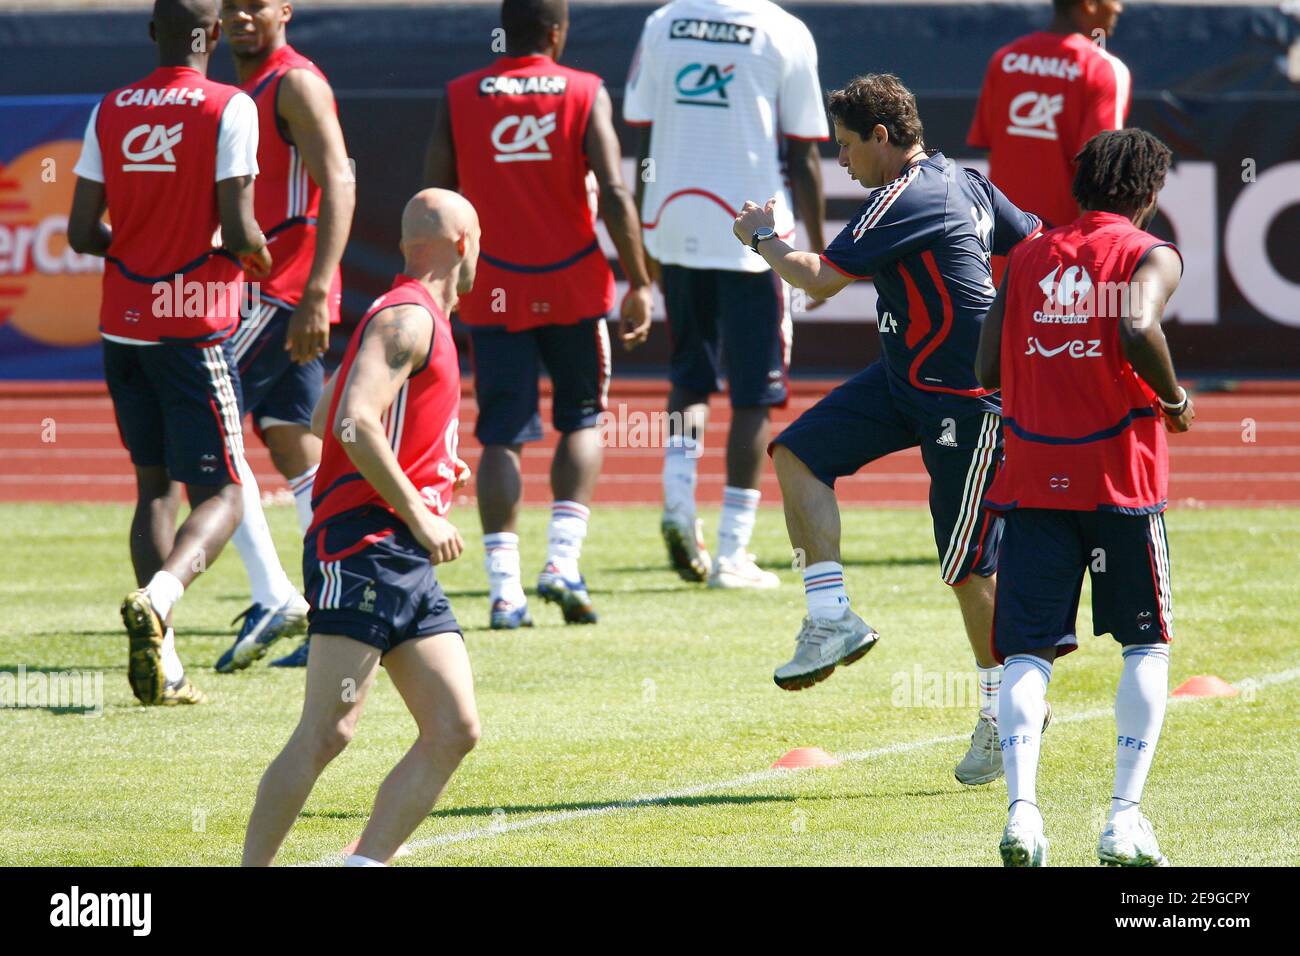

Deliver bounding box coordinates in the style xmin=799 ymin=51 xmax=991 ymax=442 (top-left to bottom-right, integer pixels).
xmin=0 ymin=96 xmax=106 ymax=379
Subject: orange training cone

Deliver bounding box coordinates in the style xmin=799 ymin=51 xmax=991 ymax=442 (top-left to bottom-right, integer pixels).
xmin=1171 ymin=675 xmax=1239 ymax=698
xmin=772 ymin=747 xmax=842 ymax=769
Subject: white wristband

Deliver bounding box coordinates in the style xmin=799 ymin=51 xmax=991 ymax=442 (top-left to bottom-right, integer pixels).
xmin=1158 ymin=387 xmax=1187 ymax=413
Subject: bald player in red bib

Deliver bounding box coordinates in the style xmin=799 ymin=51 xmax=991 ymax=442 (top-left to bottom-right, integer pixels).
xmin=975 ymin=129 xmax=1192 ymax=867
xmin=215 ymin=0 xmax=357 ymax=673
xmin=67 ymin=0 xmax=272 ymax=707
xmin=969 ymin=0 xmax=1130 ymax=238
xmin=243 ymin=189 xmax=479 ymax=867
xmin=425 ymin=0 xmax=653 ymax=630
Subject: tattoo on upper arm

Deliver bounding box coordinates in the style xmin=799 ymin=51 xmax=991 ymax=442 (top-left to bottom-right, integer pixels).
xmin=383 ymin=314 xmax=416 ymax=371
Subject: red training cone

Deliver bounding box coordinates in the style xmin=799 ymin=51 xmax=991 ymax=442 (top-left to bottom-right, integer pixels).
xmin=1171 ymin=675 xmax=1239 ymax=698
xmin=772 ymin=747 xmax=842 ymax=769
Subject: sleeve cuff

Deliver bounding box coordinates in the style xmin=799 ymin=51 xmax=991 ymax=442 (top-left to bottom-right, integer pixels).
xmin=820 ymin=252 xmax=868 ymax=279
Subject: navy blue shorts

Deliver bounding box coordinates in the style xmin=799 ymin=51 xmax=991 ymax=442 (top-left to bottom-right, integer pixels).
xmin=469 ymin=317 xmax=610 ymax=445
xmin=304 ymin=507 xmax=461 ymax=654
xmin=662 ymin=265 xmax=790 ymax=408
xmin=992 ymin=508 xmax=1174 ymax=663
xmin=103 ymin=337 xmax=245 ymax=486
xmin=227 ymin=302 xmax=325 ymax=432
xmin=772 ymin=361 xmax=1003 ymax=585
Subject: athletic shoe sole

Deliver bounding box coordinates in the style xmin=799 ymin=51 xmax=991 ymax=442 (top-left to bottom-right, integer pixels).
xmin=121 ymin=590 xmax=166 ymax=706
xmin=1000 ymin=834 xmax=1047 ymax=867
xmin=773 ymin=629 xmax=879 ymax=691
xmin=661 ymin=522 xmax=709 ymax=583
xmin=537 ymin=580 xmax=598 ymax=625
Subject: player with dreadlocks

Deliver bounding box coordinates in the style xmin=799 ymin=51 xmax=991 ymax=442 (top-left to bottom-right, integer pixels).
xmin=975 ymin=128 xmax=1193 ymax=867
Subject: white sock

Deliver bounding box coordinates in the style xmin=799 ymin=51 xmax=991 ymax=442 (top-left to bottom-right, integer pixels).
xmin=289 ymin=464 xmax=318 ymax=535
xmin=717 ymin=485 xmax=760 ymax=563
xmin=484 ymin=532 xmax=527 ymax=607
xmin=160 ymin=626 xmax=185 ymax=685
xmin=1000 ymin=654 xmax=1052 ymax=826
xmin=343 ymin=853 xmax=385 ymax=867
xmin=546 ymin=500 xmax=589 ymax=582
xmin=232 ymin=458 xmax=298 ymax=608
xmin=662 ymin=434 xmax=700 ymax=523
xmin=978 ymin=664 xmax=1003 ymax=721
xmin=1111 ymin=643 xmax=1170 ymax=822
xmin=803 ymin=561 xmax=849 ymax=620
xmin=145 ymin=570 xmax=185 ymax=622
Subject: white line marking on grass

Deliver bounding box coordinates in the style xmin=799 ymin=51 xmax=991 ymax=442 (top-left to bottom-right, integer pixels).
xmin=300 ymin=665 xmax=1299 ymax=866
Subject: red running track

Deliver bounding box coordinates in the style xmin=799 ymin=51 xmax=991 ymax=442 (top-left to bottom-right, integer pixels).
xmin=2 ymin=380 xmax=1298 ymax=507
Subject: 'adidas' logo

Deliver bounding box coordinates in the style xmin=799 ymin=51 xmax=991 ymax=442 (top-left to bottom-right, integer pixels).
xmin=935 ymin=433 xmax=958 ymax=447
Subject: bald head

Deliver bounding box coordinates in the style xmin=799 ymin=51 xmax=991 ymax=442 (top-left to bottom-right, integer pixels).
xmin=400 ymin=189 xmax=481 ymax=298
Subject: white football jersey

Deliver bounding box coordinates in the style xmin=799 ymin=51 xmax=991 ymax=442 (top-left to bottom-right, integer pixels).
xmin=624 ymin=0 xmax=828 ymax=272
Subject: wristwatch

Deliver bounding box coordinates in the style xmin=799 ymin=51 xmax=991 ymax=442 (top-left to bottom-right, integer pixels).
xmin=750 ymin=226 xmax=776 ymax=253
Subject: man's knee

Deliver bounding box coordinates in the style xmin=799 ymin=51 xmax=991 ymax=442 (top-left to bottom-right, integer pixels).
xmin=301 ymin=717 xmax=357 ymax=769
xmin=420 ymin=712 xmax=480 ymax=761
xmin=263 ymin=424 xmax=317 ymax=477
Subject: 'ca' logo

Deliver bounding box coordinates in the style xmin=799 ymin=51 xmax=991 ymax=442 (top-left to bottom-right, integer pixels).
xmin=122 ymin=123 xmax=183 ymax=172
xmin=1006 ymin=91 xmax=1063 ymax=140
xmin=491 ymin=112 xmax=557 ymax=163
xmin=1039 ymin=264 xmax=1094 ymax=308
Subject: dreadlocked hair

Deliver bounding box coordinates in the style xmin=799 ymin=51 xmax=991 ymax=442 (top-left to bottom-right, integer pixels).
xmin=1072 ymin=128 xmax=1172 ymax=215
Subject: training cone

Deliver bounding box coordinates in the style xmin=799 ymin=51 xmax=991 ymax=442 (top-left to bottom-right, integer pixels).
xmin=1171 ymin=675 xmax=1239 ymax=698
xmin=342 ymin=838 xmax=411 ymax=860
xmin=772 ymin=747 xmax=841 ymax=769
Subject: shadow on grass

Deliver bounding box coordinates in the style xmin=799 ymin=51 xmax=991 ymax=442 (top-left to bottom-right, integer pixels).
xmin=604 ymin=554 xmax=936 ymax=575
xmin=299 ymin=792 xmax=795 ymax=824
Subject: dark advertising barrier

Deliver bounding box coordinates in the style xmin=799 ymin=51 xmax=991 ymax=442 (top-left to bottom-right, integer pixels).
xmin=1 ymin=2 xmax=1297 ymax=378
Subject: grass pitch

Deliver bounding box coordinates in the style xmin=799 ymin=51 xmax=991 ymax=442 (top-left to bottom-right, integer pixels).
xmin=1 ymin=502 xmax=1296 ymax=866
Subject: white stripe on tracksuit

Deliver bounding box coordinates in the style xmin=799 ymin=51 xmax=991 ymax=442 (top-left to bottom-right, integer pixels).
xmin=201 ymin=345 xmax=247 ymax=479
xmin=318 ymin=559 xmax=343 ymax=609
xmin=939 ymin=411 xmax=1000 ymax=584
xmin=381 ymin=381 xmax=409 ymax=456
xmin=229 ymin=302 xmax=276 ymax=362
xmin=1148 ymin=512 xmax=1174 ymax=638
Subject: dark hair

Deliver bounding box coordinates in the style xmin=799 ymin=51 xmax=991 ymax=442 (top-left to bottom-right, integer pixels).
xmin=1072 ymin=129 xmax=1173 ymax=215
xmin=1052 ymin=0 xmax=1080 ymax=13
xmin=826 ymin=73 xmax=924 ymax=150
xmin=501 ymin=0 xmax=566 ymax=51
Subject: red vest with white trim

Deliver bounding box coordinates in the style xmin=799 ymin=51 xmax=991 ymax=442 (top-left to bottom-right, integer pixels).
xmin=446 ymin=54 xmax=615 ymax=331
xmin=241 ymin=44 xmax=341 ymax=320
xmin=986 ymin=211 xmax=1179 ymax=513
xmin=96 ymin=66 xmax=244 ymax=343
xmin=309 ymin=275 xmax=461 ymax=532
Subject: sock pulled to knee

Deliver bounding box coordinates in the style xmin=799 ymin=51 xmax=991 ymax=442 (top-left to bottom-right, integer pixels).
xmin=1111 ymin=643 xmax=1170 ymax=818
xmin=717 ymin=486 xmax=760 ymax=563
xmin=289 ymin=464 xmax=318 ymax=535
xmin=546 ymin=500 xmax=589 ymax=581
xmin=999 ymin=654 xmax=1053 ymax=819
xmin=662 ymin=434 xmax=700 ymax=523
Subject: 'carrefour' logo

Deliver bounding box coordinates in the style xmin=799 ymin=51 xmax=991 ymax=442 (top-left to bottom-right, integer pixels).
xmin=1039 ymin=264 xmax=1093 ymax=308
xmin=490 ymin=112 xmax=557 ymax=163
xmin=121 ymin=123 xmax=183 ymax=172
xmin=674 ymin=63 xmax=735 ymax=107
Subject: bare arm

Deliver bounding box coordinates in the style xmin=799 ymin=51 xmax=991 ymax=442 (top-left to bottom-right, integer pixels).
xmin=733 ymin=199 xmax=852 ymax=300
xmin=66 ymin=178 xmax=112 ymax=256
xmin=785 ymin=138 xmax=826 ymax=254
xmin=586 ymin=85 xmax=653 ymax=349
xmin=975 ymin=270 xmax=1008 ymax=389
xmin=310 ymin=373 xmax=337 ymax=440
xmin=1119 ymin=245 xmax=1193 ymax=431
xmin=278 ymin=68 xmax=356 ymax=361
xmin=423 ymin=95 xmax=457 ymax=190
xmin=332 ymin=304 xmax=464 ymax=561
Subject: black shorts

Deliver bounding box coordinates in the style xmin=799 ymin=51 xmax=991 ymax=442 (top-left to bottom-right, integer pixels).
xmin=304 ymin=507 xmax=461 ymax=655
xmin=227 ymin=302 xmax=325 ymax=432
xmin=469 ymin=317 xmax=610 ymax=445
xmin=773 ymin=360 xmax=1003 ymax=585
xmin=103 ymin=337 xmax=245 ymax=486
xmin=662 ymin=265 xmax=791 ymax=408
xmin=992 ymin=508 xmax=1174 ymax=663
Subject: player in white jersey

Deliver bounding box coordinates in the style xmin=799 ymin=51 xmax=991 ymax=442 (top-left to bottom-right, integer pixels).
xmin=624 ymin=0 xmax=828 ymax=588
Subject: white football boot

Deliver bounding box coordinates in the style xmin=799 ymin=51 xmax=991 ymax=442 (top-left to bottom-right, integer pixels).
xmin=708 ymin=552 xmax=779 ymax=590
xmin=1000 ymin=813 xmax=1049 ymax=867
xmin=773 ymin=610 xmax=879 ymax=690
xmin=1098 ymin=813 xmax=1170 ymax=867
xmin=955 ymin=701 xmax=1053 ymax=786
